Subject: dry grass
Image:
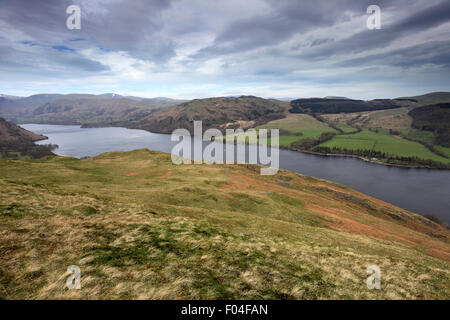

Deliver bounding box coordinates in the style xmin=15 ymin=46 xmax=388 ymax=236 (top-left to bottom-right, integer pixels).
xmin=0 ymin=149 xmax=448 ymax=299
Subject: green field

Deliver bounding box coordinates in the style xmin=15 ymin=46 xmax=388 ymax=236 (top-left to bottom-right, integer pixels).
xmin=258 ymin=109 xmax=450 ymax=165
xmin=319 ymin=130 xmax=450 ymax=163
xmin=255 ymin=113 xmax=337 ymax=147
xmin=227 ymin=113 xmax=450 ymax=164
xmin=335 ymin=124 xmax=359 ymax=133
xmin=401 ymin=128 xmax=436 ymax=145
xmin=437 ymin=146 xmax=450 ymax=158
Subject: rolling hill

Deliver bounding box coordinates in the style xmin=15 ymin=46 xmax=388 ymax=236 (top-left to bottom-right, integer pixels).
xmin=0 ymin=149 xmax=448 ymax=299
xmin=0 ymin=94 xmax=185 ymax=126
xmin=124 ymin=96 xmax=288 ymax=134
xmin=400 ymin=92 xmax=450 ymax=106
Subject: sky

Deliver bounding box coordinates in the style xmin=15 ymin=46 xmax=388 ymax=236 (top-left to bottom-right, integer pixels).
xmin=0 ymin=0 xmax=449 ymax=100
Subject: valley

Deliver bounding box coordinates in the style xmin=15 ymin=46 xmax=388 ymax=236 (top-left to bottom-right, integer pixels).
xmin=2 ymin=92 xmax=450 ymax=169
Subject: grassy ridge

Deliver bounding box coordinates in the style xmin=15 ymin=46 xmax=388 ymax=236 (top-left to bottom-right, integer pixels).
xmin=0 ymin=149 xmax=448 ymax=299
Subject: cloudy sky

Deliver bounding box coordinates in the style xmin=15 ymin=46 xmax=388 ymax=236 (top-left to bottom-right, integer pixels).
xmin=0 ymin=0 xmax=449 ymax=99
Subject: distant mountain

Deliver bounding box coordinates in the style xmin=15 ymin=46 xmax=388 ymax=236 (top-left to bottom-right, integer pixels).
xmin=98 ymin=93 xmax=123 ymax=99
xmin=0 ymin=93 xmax=185 ymax=125
xmin=0 ymin=94 xmax=22 ymax=100
xmin=2 ymin=91 xmax=449 ymax=136
xmin=139 ymin=97 xmax=189 ymax=106
xmin=25 ymin=97 xmax=168 ymax=126
xmin=0 ymin=118 xmax=54 ymax=158
xmin=124 ymin=96 xmax=288 ymax=134
xmin=13 ymin=94 xmax=63 ymax=108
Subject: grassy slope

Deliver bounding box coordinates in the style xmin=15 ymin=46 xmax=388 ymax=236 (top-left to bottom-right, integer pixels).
xmin=406 ymin=92 xmax=450 ymax=105
xmin=322 ymin=107 xmax=413 ymax=132
xmin=256 ymin=113 xmax=336 ymax=147
xmin=257 ymin=113 xmax=336 ymax=137
xmin=0 ymin=149 xmax=448 ymax=299
xmin=0 ymin=118 xmax=46 ymax=142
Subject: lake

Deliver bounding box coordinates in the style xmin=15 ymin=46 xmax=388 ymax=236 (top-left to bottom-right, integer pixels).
xmin=22 ymin=124 xmax=450 ymax=224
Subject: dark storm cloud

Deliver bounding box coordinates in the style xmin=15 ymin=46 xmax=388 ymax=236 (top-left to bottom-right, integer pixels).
xmin=338 ymin=41 xmax=450 ymax=69
xmin=193 ymin=0 xmax=409 ymax=57
xmin=300 ymin=0 xmax=450 ymax=60
xmin=78 ymin=0 xmax=176 ymax=62
xmin=0 ymin=0 xmax=176 ymax=64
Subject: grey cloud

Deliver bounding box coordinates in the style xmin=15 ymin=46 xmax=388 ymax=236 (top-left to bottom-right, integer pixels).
xmin=78 ymin=0 xmax=176 ymax=62
xmin=338 ymin=41 xmax=450 ymax=69
xmin=310 ymin=38 xmax=334 ymax=47
xmin=301 ymin=0 xmax=450 ymax=59
xmin=193 ymin=0 xmax=402 ymax=57
xmin=0 ymin=0 xmax=449 ymax=98
xmin=0 ymin=0 xmax=176 ymax=63
xmin=0 ymin=40 xmax=108 ymax=76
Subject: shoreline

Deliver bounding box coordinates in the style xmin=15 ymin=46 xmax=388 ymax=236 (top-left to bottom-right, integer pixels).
xmin=285 ymin=147 xmax=446 ymax=170
xmin=21 ymin=121 xmax=449 ymax=170
xmin=213 ymin=138 xmax=448 ymax=170
xmin=20 ymin=123 xmax=450 ymax=224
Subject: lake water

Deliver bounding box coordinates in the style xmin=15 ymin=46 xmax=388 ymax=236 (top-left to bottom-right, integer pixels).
xmin=22 ymin=124 xmax=450 ymax=224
